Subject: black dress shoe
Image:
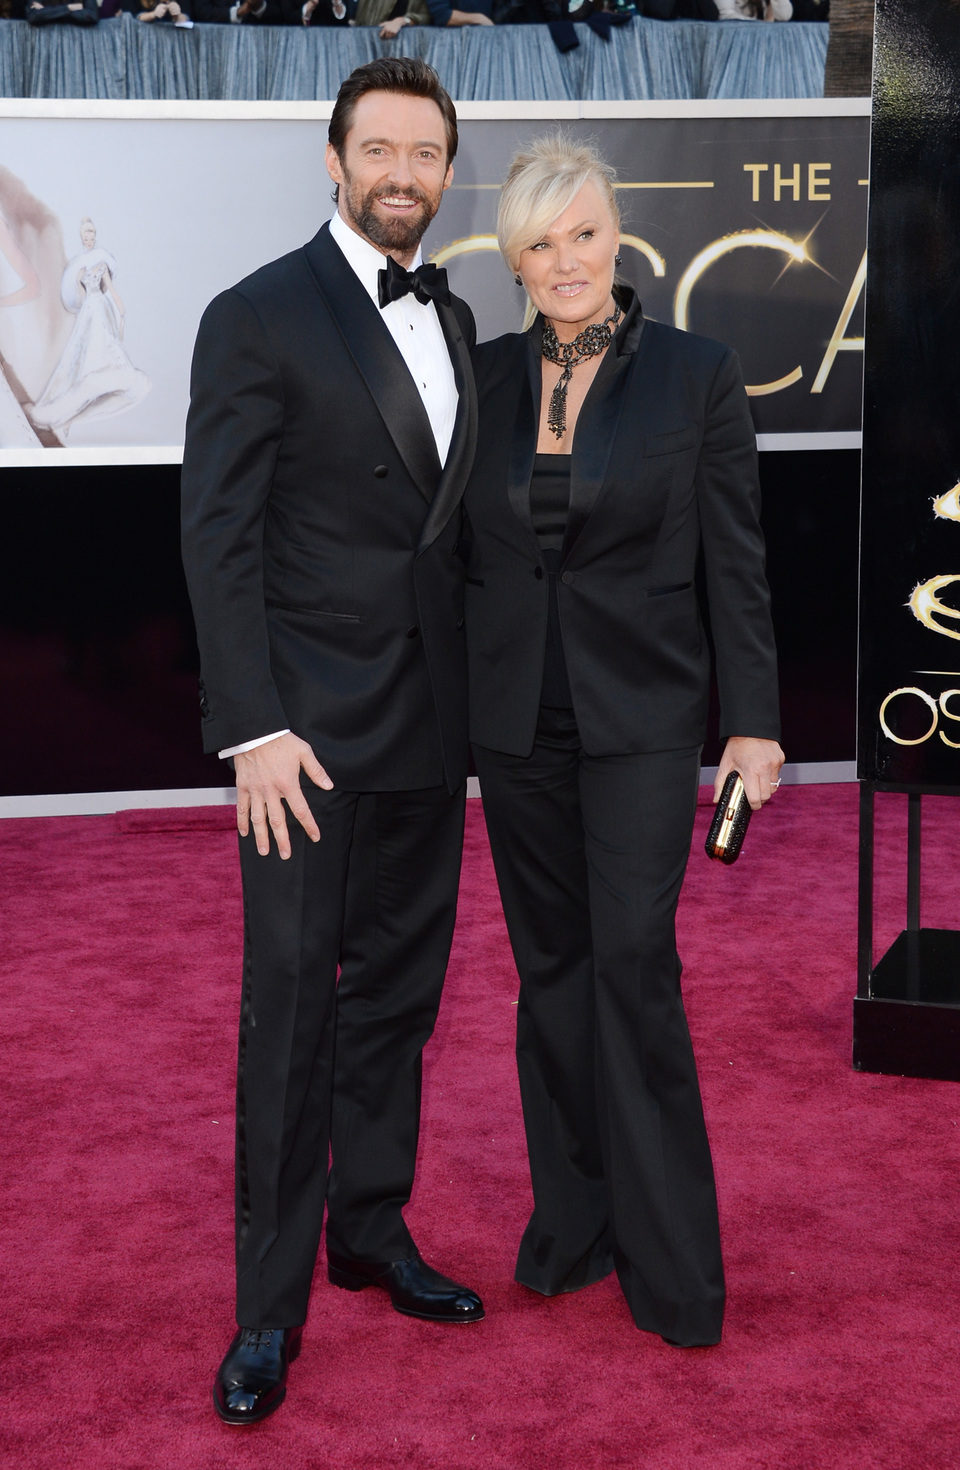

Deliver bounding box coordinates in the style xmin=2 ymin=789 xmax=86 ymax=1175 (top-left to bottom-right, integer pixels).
xmin=327 ymin=1249 xmax=484 ymax=1323
xmin=213 ymin=1325 xmax=303 ymax=1425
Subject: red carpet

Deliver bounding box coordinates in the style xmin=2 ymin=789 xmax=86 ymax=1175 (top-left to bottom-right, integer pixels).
xmin=3 ymin=786 xmax=959 ymax=1468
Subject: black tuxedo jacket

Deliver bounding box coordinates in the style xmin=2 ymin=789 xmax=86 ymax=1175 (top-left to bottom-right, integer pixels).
xmin=463 ymin=292 xmax=780 ymax=757
xmin=181 ymin=222 xmax=477 ymax=792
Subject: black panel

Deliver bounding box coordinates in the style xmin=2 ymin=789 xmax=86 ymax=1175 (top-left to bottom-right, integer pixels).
xmin=854 ymin=991 xmax=960 ymax=1081
xmin=859 ymin=0 xmax=960 ymax=785
xmin=703 ymin=448 xmax=859 ymax=768
xmin=1 ymin=449 xmax=859 ymax=797
xmin=0 ymin=464 xmax=216 ymax=795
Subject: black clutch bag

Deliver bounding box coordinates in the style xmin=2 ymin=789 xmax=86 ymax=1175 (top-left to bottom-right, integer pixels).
xmin=705 ymin=772 xmax=751 ymax=864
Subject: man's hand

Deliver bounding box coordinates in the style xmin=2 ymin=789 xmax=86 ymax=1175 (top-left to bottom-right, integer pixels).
xmin=379 ymin=13 xmax=406 ymax=33
xmin=713 ymin=736 xmax=785 ymax=812
xmin=235 ymin=732 xmax=333 ymax=860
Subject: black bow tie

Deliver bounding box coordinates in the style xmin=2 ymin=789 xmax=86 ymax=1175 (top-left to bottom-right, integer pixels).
xmin=378 ymin=256 xmax=451 ymax=310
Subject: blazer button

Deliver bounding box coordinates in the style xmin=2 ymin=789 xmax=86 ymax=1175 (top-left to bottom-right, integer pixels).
xmin=534 ymin=566 xmax=544 ymax=580
xmin=406 ymin=625 xmax=420 ymax=638
xmin=373 ymin=465 xmax=389 ymax=478
xmin=560 ymin=571 xmax=574 ymax=586
xmin=456 ymin=616 xmax=465 ymax=630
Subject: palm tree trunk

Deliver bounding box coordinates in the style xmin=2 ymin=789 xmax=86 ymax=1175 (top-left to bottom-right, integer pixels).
xmin=824 ymin=0 xmax=875 ymax=96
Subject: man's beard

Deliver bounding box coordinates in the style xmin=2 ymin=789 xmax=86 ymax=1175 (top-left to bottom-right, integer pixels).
xmin=341 ymin=174 xmax=440 ymax=254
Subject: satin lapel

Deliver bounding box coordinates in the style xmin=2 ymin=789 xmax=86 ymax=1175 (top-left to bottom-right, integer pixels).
xmin=419 ymin=299 xmax=478 ymax=551
xmin=563 ymin=312 xmax=646 ymax=560
xmin=302 ymin=226 xmax=441 ymax=503
xmin=506 ymin=334 xmax=540 ymax=540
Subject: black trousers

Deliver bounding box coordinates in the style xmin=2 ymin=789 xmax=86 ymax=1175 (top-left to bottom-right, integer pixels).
xmin=472 ymin=708 xmax=723 ymax=1347
xmin=234 ymin=781 xmax=466 ymax=1329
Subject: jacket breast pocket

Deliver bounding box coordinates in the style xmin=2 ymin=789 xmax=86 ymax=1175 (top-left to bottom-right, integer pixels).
xmin=640 ymin=424 xmax=700 ymax=458
xmin=266 ymin=603 xmax=362 ymax=623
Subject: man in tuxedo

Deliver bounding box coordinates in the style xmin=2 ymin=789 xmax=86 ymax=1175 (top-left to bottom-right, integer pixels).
xmin=181 ymin=57 xmax=480 ymax=1427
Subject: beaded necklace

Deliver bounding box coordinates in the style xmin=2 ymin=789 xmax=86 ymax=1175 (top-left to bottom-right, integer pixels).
xmin=541 ymin=303 xmax=622 ymax=440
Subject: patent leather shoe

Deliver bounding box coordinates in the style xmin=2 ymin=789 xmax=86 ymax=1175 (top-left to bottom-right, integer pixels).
xmin=213 ymin=1325 xmax=303 ymax=1425
xmin=327 ymin=1248 xmax=484 ymax=1323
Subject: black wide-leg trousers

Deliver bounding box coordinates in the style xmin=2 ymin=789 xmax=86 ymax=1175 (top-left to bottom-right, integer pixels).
xmin=472 ymin=709 xmax=724 ymax=1347
xmin=234 ymin=781 xmax=465 ymax=1329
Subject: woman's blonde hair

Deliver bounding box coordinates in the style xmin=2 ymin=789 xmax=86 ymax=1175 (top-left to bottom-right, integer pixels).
xmin=493 ymin=133 xmax=620 ymax=274
xmin=497 ymin=135 xmax=620 ymax=327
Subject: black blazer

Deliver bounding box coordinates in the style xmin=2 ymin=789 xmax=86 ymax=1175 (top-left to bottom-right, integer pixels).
xmin=463 ymin=292 xmax=779 ymax=758
xmin=181 ymin=222 xmax=478 ymax=792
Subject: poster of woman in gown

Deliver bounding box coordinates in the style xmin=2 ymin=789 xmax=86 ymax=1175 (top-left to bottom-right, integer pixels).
xmin=0 ymin=166 xmax=71 ymax=449
xmin=0 ymin=212 xmax=42 ymax=448
xmin=31 ymin=218 xmax=150 ymax=439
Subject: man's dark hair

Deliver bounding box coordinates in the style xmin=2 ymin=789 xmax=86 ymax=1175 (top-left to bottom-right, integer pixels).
xmin=328 ymin=58 xmax=459 ymax=168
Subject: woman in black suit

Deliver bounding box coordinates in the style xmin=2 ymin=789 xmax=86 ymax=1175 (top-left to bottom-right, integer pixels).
xmin=464 ymin=136 xmax=784 ymax=1348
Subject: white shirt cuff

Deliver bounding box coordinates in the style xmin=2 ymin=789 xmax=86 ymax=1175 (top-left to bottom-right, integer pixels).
xmin=219 ymin=729 xmax=290 ymax=759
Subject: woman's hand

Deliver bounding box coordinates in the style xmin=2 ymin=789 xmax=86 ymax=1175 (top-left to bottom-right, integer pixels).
xmin=713 ymin=736 xmax=785 ymax=811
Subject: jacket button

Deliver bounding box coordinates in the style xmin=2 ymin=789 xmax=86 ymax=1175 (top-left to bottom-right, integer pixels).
xmin=406 ymin=625 xmax=420 ymax=638
xmin=560 ymin=571 xmax=574 ymax=586
xmin=456 ymin=616 xmax=464 ymax=630
xmin=534 ymin=566 xmax=544 ymax=580
xmin=373 ymin=465 xmax=388 ymax=478
xmin=451 ymin=539 xmax=460 ymax=554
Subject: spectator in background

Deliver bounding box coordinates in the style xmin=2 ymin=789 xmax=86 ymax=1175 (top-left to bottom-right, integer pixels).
xmin=791 ymin=0 xmax=826 ymax=16
xmin=194 ymin=0 xmax=280 ymax=22
xmin=118 ymin=0 xmax=193 ymax=20
xmin=1 ymin=0 xmax=28 ymax=15
xmin=27 ymin=0 xmax=97 ymax=22
xmin=716 ymin=0 xmax=791 ymax=16
xmin=425 ymin=0 xmax=493 ymax=26
xmin=633 ymin=0 xmax=718 ymax=14
xmin=353 ymin=0 xmax=428 ymax=36
xmin=285 ymin=0 xmax=354 ymax=21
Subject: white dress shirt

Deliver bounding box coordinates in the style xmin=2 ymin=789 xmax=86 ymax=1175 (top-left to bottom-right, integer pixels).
xmin=220 ymin=208 xmax=460 ymax=761
xmin=328 ymin=208 xmax=458 ymax=464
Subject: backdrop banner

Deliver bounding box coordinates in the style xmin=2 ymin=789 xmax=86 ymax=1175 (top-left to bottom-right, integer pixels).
xmin=0 ymin=106 xmax=867 ymax=464
xmin=858 ymin=0 xmax=960 ymax=786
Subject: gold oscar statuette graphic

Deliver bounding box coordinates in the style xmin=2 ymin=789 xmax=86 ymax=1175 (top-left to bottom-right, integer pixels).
xmin=907 ymin=573 xmax=960 ymax=642
xmin=932 ymin=481 xmax=960 ymax=522
xmin=880 ymin=479 xmax=960 ymax=750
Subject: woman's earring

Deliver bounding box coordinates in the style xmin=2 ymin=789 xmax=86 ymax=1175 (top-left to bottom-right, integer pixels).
xmin=614 ymin=254 xmax=622 ymax=267
xmin=514 ymin=274 xmax=522 ymax=286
